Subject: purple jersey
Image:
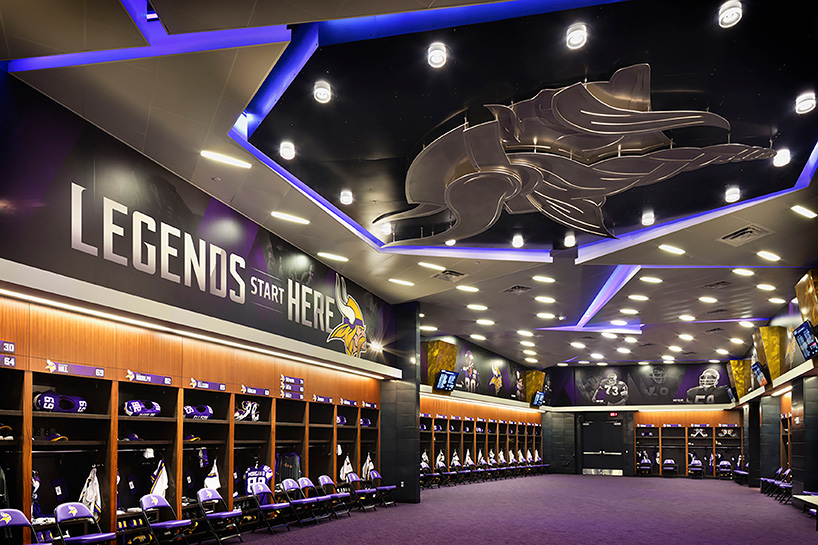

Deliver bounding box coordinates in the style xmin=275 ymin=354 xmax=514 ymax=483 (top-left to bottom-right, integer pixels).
xmin=243 ymin=465 xmax=273 ymax=495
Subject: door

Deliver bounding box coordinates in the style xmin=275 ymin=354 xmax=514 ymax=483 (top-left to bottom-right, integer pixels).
xmin=581 ymin=414 xmax=625 ymax=475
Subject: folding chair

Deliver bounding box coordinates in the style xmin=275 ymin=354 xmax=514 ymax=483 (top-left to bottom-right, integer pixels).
xmin=760 ymin=468 xmax=782 ymax=494
xmin=0 ymin=508 xmax=52 ymax=544
xmin=661 ymin=459 xmax=677 ymax=477
xmin=344 ymin=473 xmax=378 ymax=512
xmin=280 ymin=478 xmax=319 ymax=527
xmin=317 ymin=475 xmax=352 ymax=518
xmin=367 ymin=470 xmax=396 ymax=507
xmin=139 ymin=494 xmax=193 ymax=545
xmin=717 ymin=460 xmax=732 ymax=480
xmin=248 ymin=482 xmax=291 ymax=533
xmin=195 ymin=488 xmax=243 ymax=544
xmin=419 ymin=461 xmax=439 ymax=489
xmin=637 ymin=458 xmax=652 ymax=476
xmin=54 ymin=502 xmax=116 ymax=545
xmin=767 ymin=468 xmax=791 ymax=498
xmin=297 ymin=478 xmax=334 ymax=522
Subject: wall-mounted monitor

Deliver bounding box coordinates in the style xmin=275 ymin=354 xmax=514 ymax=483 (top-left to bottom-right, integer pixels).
xmin=794 ymin=320 xmax=818 ymax=361
xmin=434 ymin=370 xmax=459 ymax=391
xmin=531 ymin=391 xmax=546 ymax=407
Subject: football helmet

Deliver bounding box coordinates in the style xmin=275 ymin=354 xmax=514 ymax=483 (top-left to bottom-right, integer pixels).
xmin=604 ymin=373 xmax=619 ymax=386
xmin=650 ymin=367 xmax=667 ymax=384
xmin=34 ymin=391 xmax=87 ymax=413
xmin=234 ymin=400 xmax=259 ymax=422
xmin=123 ymin=400 xmax=161 ymax=417
xmin=183 ymin=405 xmax=213 ymax=420
xmin=699 ymin=368 xmax=720 ymax=389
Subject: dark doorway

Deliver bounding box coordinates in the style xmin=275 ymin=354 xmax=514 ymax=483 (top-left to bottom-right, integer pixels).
xmin=580 ymin=413 xmax=625 ymax=475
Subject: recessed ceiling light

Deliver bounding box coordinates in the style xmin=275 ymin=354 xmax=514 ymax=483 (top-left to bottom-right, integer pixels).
xmin=317 ymin=252 xmax=348 ymax=262
xmin=270 ymin=211 xmax=310 ymax=225
xmin=620 ymin=308 xmax=638 ymax=315
xmin=279 ymin=141 xmax=296 ymax=160
xmin=565 ymin=23 xmax=588 ymax=49
xmin=571 ymin=342 xmax=586 ymax=349
xmin=699 ymin=296 xmax=718 ymax=303
xmin=523 ymin=349 xmax=537 ymax=356
xmin=791 ymin=205 xmax=817 ymax=219
xmin=520 ymin=340 xmax=535 ymax=347
xmin=629 ymin=294 xmax=649 ymax=301
xmin=669 ymin=346 xmax=682 ymax=352
xmin=467 ymin=304 xmax=488 ymax=311
xmin=476 ymin=319 xmax=494 ymax=326
xmin=518 ymin=330 xmax=534 ymax=337
xmin=419 ymin=325 xmax=438 ymax=332
xmin=418 ymin=313 xmax=425 ymax=318
xmin=557 ymin=362 xmax=568 ymax=367
xmin=313 ymin=80 xmax=332 ymax=103
xmin=535 ymin=296 xmax=555 ymax=304
xmin=640 ymin=276 xmax=662 ymax=283
xmin=470 ymin=334 xmax=486 ymax=341
xmin=725 ymin=186 xmax=740 ymax=203
xmin=591 ymin=353 xmax=604 ymax=359
xmin=659 ymin=244 xmax=685 ymax=255
xmin=445 ymin=239 xmax=456 ymax=246
xmin=624 ymin=337 xmax=638 ymax=344
xmin=709 ymin=359 xmax=720 ymax=364
xmin=796 ymin=92 xmax=816 ymax=114
xmin=617 ymin=347 xmax=631 ymax=354
xmin=757 ymin=251 xmax=780 ymax=262
xmin=638 ymin=361 xmax=650 ymax=366
xmin=679 ymin=315 xmax=695 ymax=321
xmin=730 ymin=338 xmax=744 ymax=344
xmin=596 ymin=362 xmax=608 ymax=367
xmin=456 ymin=285 xmax=479 ymax=293
xmin=418 ymin=261 xmax=446 ymax=271
xmin=679 ymin=334 xmax=694 ymax=341
xmin=716 ymin=348 xmax=729 ymax=355
xmin=532 ymin=275 xmax=556 ymax=283
xmin=512 ymin=234 xmax=524 ymax=248
xmin=718 ymin=1 xmax=742 ymax=28
xmin=525 ymin=357 xmax=538 ymax=363
xmin=757 ymin=284 xmax=775 ymax=291
xmin=601 ymin=332 xmax=617 ymax=339
xmin=769 ymin=297 xmax=786 ymax=305
xmin=388 ymin=278 xmax=414 ymax=286
xmin=611 ymin=320 xmax=627 ymax=326
xmin=662 ymin=355 xmax=675 ymax=361
xmin=427 ymin=42 xmax=447 ymax=68
xmin=578 ymin=360 xmax=590 ymax=364
xmin=739 ymin=321 xmax=754 ymax=328
xmin=641 ymin=210 xmax=655 ymax=226
xmin=537 ymin=312 xmax=556 ymax=319
xmin=564 ymin=232 xmax=576 ymax=248
xmin=339 ymin=189 xmax=354 ymax=205
xmin=773 ymin=149 xmax=791 ymax=167
xmin=200 ymin=150 xmax=252 ymax=169
xmin=733 ymin=268 xmax=754 ymax=276
xmin=379 ymin=222 xmax=392 ymax=235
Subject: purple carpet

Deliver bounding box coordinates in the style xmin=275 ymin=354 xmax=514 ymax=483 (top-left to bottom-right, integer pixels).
xmin=231 ymin=475 xmax=815 ymax=545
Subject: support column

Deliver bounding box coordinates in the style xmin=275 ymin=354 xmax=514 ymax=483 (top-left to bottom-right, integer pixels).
xmin=380 ymin=302 xmax=420 ymax=502
xmin=747 ymin=401 xmax=760 ymax=487
xmin=542 ymin=411 xmax=576 ymax=474
xmin=760 ymin=396 xmax=780 ymax=481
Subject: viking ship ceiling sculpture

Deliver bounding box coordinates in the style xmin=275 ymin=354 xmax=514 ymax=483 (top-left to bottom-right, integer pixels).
xmin=378 ymin=64 xmax=776 ymax=245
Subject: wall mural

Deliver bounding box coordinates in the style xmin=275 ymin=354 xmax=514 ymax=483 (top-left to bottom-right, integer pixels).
xmin=378 ymin=64 xmax=775 ymax=244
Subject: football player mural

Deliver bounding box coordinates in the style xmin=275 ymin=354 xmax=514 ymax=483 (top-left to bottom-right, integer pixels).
xmin=593 ymin=372 xmax=629 ymax=406
xmin=327 ymin=274 xmax=368 ymax=357
xmin=461 ymin=350 xmax=479 ymax=393
xmin=686 ymin=368 xmax=731 ymax=404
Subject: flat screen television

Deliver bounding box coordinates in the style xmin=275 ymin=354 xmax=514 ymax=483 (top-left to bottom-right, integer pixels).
xmin=434 ymin=370 xmax=459 ymax=391
xmin=531 ymin=391 xmax=546 ymax=406
xmin=794 ymin=320 xmax=818 ymax=361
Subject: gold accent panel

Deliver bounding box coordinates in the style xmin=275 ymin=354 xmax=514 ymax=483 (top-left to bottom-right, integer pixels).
xmin=754 ymin=326 xmax=787 ymax=381
xmin=730 ymin=359 xmax=749 ymax=398
xmin=795 ymin=270 xmax=818 ymax=325
xmin=524 ymin=370 xmax=545 ymax=403
xmin=422 ymin=340 xmax=458 ymax=386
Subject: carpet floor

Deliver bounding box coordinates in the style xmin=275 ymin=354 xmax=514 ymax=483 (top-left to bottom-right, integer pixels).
xmin=232 ymin=475 xmax=815 ymax=545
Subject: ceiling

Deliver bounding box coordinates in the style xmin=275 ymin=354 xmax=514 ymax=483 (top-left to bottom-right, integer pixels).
xmin=2 ymin=0 xmax=817 ymax=372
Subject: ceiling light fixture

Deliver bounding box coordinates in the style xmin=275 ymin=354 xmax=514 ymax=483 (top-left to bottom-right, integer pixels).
xmin=772 ymin=385 xmax=793 ymax=397
xmin=279 ymin=141 xmax=295 ymax=160
xmin=467 ymin=304 xmax=488 ymax=311
xmin=641 ymin=210 xmax=655 ymax=226
xmin=444 ymin=239 xmax=456 ymax=246
xmin=388 ymin=278 xmax=414 ymax=286
xmin=757 ymin=250 xmax=780 ymax=261
xmin=699 ymin=296 xmax=718 ymax=303
xmin=679 ymin=334 xmax=694 ymax=341
xmin=597 ymin=362 xmax=608 ymax=367
xmin=317 ymin=252 xmax=348 ymax=262
xmin=662 ymin=355 xmax=675 ymax=361
xmin=791 ymin=205 xmax=817 ymax=219
xmin=769 ymin=297 xmax=786 ymax=305
xmin=709 ymin=359 xmax=720 ymax=364
xmin=523 ymin=350 xmax=537 ymax=356
xmin=456 ymin=285 xmax=479 ymax=293
xmin=564 ymin=232 xmax=576 ymax=248
xmin=601 ymin=332 xmax=617 ymax=339
xmin=669 ymin=345 xmax=682 ymax=352
xmin=773 ymin=149 xmax=791 ymax=167
xmin=591 ymin=353 xmax=604 ymax=359
xmin=535 ymin=295 xmax=556 ymax=304
xmin=476 ymin=319 xmax=495 ymax=326
xmin=730 ymin=338 xmax=744 ymax=344
xmin=620 ymin=308 xmax=638 ymax=315
xmin=525 ymin=357 xmax=538 ymax=363
xmin=739 ymin=321 xmax=754 ymax=328
xmin=418 ymin=313 xmax=425 ymax=318
xmin=617 ymin=347 xmax=631 ymax=354
xmin=570 ymin=342 xmax=586 ymax=349
xmin=640 ymin=276 xmax=662 ymax=284
xmin=518 ymin=330 xmax=534 ymax=337
xmin=270 ymin=211 xmax=310 ymax=225
xmin=532 ymin=275 xmax=556 ymax=283
xmin=557 ymin=363 xmax=568 ymax=367
xmin=725 ymin=186 xmax=740 ymax=203
xmin=757 ymin=284 xmax=775 ymax=291
xmin=578 ymin=361 xmax=590 ymax=365
xmin=659 ymin=244 xmax=685 ymax=255
xmin=520 ymin=340 xmax=535 ymax=347
xmin=624 ymin=337 xmax=638 ymax=344
xmin=537 ymin=312 xmax=556 ymax=319
xmin=718 ymin=1 xmax=743 ymax=28
xmin=565 ymin=23 xmax=588 ymax=49
xmin=419 ymin=325 xmax=438 ymax=332
xmin=796 ymin=92 xmax=816 ymax=114
xmin=418 ymin=262 xmax=446 ymax=271
xmin=638 ymin=361 xmax=650 ymax=366
xmin=379 ymin=222 xmax=392 ymax=235
xmin=427 ymin=42 xmax=447 ymax=68
xmin=313 ymin=80 xmax=332 ymax=103
xmin=733 ymin=268 xmax=754 ymax=276
xmin=629 ymin=294 xmax=649 ymax=301
xmin=679 ymin=315 xmax=695 ymax=321
xmin=339 ymin=189 xmax=354 ymax=205
xmin=611 ymin=320 xmax=627 ymax=326
xmin=512 ymin=234 xmax=524 ymax=248
xmin=716 ymin=348 xmax=729 ymax=355
xmin=200 ymin=150 xmax=252 ymax=169
xmin=470 ymin=334 xmax=486 ymax=341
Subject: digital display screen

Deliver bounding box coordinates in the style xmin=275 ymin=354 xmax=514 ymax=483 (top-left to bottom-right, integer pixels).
xmin=531 ymin=391 xmax=546 ymax=406
xmin=434 ymin=370 xmax=459 ymax=391
xmin=794 ymin=320 xmax=818 ymax=361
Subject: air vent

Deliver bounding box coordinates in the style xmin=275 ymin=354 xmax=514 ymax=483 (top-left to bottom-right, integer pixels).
xmin=701 ymin=280 xmax=733 ymax=290
xmin=717 ymin=224 xmax=772 ymax=247
xmin=503 ymin=285 xmax=533 ymax=294
xmin=704 ymin=327 xmax=725 ymax=334
xmin=682 ymin=351 xmax=697 ymax=356
xmin=580 ymin=336 xmax=596 ymax=341
xmin=432 ymin=269 xmax=465 ymax=282
xmin=639 ymin=342 xmax=656 ymax=348
xmin=705 ymin=308 xmax=730 ymax=315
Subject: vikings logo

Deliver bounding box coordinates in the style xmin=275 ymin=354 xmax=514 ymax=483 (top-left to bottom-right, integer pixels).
xmin=45 ymin=359 xmax=57 ymax=373
xmin=126 ymin=369 xmax=135 ymax=381
xmin=68 ymin=505 xmax=77 ymax=516
xmin=0 ymin=511 xmax=11 ymax=525
xmin=327 ymin=274 xmax=367 ymax=357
